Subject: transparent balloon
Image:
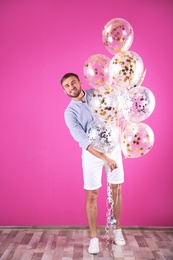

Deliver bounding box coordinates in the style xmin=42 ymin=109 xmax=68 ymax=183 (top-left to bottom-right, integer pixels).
xmin=109 ymin=51 xmax=144 ymax=90
xmin=84 ymin=54 xmax=110 ymax=88
xmin=115 ymin=116 xmax=128 ymax=136
xmin=122 ymin=86 xmax=156 ymax=123
xmin=134 ymin=69 xmax=147 ymax=87
xmin=121 ymin=123 xmax=155 ymax=158
xmin=87 ymin=120 xmax=118 ymax=153
xmin=102 ymin=18 xmax=134 ymax=55
xmin=89 ymin=85 xmax=122 ymax=124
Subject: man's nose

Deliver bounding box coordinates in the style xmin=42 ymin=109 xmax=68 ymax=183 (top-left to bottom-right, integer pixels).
xmin=69 ymin=84 xmax=74 ymax=90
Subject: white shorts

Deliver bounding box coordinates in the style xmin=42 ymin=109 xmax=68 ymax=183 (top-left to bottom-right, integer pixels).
xmin=82 ymin=146 xmax=124 ymax=190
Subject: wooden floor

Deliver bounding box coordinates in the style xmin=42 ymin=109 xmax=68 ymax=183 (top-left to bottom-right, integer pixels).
xmin=0 ymin=227 xmax=173 ymax=260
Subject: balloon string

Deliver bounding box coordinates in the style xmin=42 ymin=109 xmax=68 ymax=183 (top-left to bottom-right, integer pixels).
xmin=104 ymin=182 xmax=119 ymax=257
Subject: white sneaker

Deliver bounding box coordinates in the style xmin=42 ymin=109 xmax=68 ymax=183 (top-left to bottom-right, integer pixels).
xmin=88 ymin=238 xmax=100 ymax=254
xmin=113 ymin=229 xmax=126 ymax=246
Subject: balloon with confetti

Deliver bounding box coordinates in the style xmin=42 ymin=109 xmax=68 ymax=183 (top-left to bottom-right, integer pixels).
xmin=84 ymin=54 xmax=110 ymax=88
xmin=134 ymin=69 xmax=147 ymax=87
xmin=121 ymin=122 xmax=154 ymax=158
xmin=122 ymin=86 xmax=156 ymax=123
xmin=89 ymin=85 xmax=122 ymax=124
xmin=109 ymin=51 xmax=144 ymax=90
xmin=87 ymin=120 xmax=118 ymax=153
xmin=102 ymin=18 xmax=134 ymax=55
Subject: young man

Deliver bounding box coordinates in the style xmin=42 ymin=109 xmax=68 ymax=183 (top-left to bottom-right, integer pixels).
xmin=61 ymin=72 xmax=126 ymax=254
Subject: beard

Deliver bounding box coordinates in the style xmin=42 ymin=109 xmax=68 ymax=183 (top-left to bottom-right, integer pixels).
xmin=67 ymin=88 xmax=82 ymax=98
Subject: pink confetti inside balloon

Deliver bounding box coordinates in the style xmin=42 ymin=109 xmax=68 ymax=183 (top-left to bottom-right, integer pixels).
xmin=122 ymin=86 xmax=156 ymax=123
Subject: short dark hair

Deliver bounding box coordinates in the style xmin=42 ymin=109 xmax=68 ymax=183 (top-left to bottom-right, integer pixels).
xmin=60 ymin=73 xmax=80 ymax=85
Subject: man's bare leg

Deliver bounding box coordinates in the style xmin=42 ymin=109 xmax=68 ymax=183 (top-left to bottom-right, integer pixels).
xmin=85 ymin=189 xmax=99 ymax=238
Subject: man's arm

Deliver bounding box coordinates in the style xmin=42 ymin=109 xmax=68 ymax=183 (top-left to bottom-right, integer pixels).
xmin=65 ymin=108 xmax=118 ymax=171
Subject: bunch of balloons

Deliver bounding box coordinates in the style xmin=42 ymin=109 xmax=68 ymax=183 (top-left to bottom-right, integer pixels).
xmin=85 ymin=18 xmax=155 ymax=158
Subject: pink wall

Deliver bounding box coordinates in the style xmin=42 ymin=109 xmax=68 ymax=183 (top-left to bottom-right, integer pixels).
xmin=0 ymin=0 xmax=173 ymax=227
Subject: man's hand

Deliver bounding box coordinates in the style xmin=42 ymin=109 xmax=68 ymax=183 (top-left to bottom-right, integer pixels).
xmin=87 ymin=145 xmax=118 ymax=172
xmin=104 ymin=155 xmax=118 ymax=172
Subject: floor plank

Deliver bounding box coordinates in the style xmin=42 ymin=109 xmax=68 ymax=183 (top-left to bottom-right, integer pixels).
xmin=0 ymin=227 xmax=172 ymax=259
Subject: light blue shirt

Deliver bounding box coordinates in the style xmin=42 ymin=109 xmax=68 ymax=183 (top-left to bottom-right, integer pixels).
xmin=64 ymin=89 xmax=96 ymax=149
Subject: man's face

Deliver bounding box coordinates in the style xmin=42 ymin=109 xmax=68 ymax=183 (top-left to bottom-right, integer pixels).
xmin=62 ymin=76 xmax=82 ymax=98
